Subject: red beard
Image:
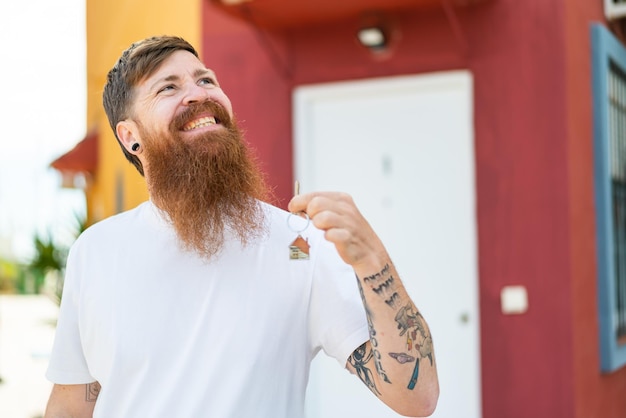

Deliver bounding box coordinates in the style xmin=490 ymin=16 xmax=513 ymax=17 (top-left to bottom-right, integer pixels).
xmin=139 ymin=100 xmax=269 ymax=259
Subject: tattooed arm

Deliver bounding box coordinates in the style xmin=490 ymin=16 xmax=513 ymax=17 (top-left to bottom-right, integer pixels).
xmin=289 ymin=192 xmax=439 ymax=417
xmin=346 ymin=262 xmax=438 ymax=416
xmin=44 ymin=382 xmax=101 ymax=418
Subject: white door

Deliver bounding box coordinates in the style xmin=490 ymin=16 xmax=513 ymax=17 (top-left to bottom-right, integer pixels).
xmin=295 ymin=71 xmax=481 ymax=418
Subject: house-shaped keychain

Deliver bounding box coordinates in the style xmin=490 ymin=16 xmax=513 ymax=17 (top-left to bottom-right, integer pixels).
xmin=289 ymin=235 xmax=310 ymax=260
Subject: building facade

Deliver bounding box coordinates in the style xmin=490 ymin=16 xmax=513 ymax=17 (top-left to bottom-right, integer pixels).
xmin=52 ymin=0 xmax=626 ymax=416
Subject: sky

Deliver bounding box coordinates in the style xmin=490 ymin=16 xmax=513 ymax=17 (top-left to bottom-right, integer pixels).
xmin=0 ymin=0 xmax=87 ymax=262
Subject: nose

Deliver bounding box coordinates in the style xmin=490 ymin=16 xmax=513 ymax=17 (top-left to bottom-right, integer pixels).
xmin=182 ymin=82 xmax=210 ymax=105
xmin=180 ymin=80 xmax=234 ymax=118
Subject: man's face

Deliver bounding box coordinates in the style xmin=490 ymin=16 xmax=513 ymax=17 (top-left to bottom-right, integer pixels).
xmin=117 ymin=49 xmax=267 ymax=259
xmin=129 ymin=49 xmax=234 ymax=144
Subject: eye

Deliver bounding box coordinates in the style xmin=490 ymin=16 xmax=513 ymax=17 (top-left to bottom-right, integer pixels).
xmin=157 ymin=84 xmax=176 ymax=94
xmin=199 ymin=77 xmax=216 ymax=86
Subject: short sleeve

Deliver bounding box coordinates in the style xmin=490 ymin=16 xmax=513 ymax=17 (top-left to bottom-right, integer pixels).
xmin=308 ymin=238 xmax=369 ymax=367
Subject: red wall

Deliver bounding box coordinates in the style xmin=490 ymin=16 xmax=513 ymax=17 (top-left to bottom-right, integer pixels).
xmin=460 ymin=2 xmax=575 ymax=416
xmin=564 ymin=1 xmax=626 ymax=417
xmin=201 ymin=0 xmax=626 ymax=416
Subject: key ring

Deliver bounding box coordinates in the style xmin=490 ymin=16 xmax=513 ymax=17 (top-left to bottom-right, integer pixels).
xmin=287 ymin=212 xmax=310 ymax=234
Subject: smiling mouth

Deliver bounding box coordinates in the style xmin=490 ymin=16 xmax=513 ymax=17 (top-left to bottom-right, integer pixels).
xmin=182 ymin=116 xmax=219 ymax=131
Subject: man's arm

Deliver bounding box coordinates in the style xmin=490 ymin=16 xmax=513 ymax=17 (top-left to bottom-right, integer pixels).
xmin=289 ymin=192 xmax=439 ymax=417
xmin=346 ymin=262 xmax=439 ymax=417
xmin=44 ymin=382 xmax=100 ymax=418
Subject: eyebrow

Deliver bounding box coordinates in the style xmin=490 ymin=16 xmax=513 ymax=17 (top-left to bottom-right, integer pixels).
xmin=148 ymin=68 xmax=217 ymax=91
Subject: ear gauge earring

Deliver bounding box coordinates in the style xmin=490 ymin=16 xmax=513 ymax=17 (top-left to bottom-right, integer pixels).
xmin=131 ymin=143 xmax=140 ymax=152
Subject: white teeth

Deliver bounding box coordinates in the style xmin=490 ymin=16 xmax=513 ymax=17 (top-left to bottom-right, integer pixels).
xmin=183 ymin=116 xmax=216 ymax=131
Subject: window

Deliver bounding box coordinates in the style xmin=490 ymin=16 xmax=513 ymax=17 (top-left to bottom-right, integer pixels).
xmin=592 ymin=23 xmax=626 ymax=372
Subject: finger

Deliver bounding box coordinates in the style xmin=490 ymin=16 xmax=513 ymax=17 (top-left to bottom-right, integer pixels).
xmin=287 ymin=193 xmax=312 ymax=214
xmin=288 ymin=191 xmax=350 ymax=214
xmin=323 ymin=227 xmax=352 ymax=246
xmin=309 ymin=209 xmax=343 ymax=231
xmin=307 ymin=196 xmax=341 ymax=219
xmin=323 ymin=228 xmax=372 ymax=266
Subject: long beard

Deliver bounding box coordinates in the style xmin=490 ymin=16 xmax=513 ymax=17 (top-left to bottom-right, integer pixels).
xmin=140 ymin=101 xmax=268 ymax=259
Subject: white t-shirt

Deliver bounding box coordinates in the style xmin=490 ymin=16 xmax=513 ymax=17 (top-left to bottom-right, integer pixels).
xmin=46 ymin=201 xmax=369 ymax=417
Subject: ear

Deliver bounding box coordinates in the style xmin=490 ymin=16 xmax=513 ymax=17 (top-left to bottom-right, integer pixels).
xmin=116 ymin=120 xmax=141 ymax=153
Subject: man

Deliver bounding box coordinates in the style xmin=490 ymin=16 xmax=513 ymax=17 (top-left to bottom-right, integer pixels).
xmin=44 ymin=36 xmax=439 ymax=417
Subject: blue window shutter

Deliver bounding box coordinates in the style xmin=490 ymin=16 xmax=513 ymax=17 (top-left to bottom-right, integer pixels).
xmin=592 ymin=23 xmax=626 ymax=372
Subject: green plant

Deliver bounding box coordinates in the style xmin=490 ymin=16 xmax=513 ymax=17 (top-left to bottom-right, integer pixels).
xmin=26 ymin=210 xmax=88 ymax=299
xmin=27 ymin=233 xmax=64 ymax=295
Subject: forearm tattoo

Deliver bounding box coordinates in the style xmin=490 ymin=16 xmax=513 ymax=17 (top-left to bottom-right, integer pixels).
xmin=392 ymin=303 xmax=434 ymax=389
xmin=363 ymin=263 xmax=401 ymax=309
xmin=354 ymin=272 xmax=391 ymax=397
xmin=86 ymin=382 xmax=101 ymax=402
xmin=357 ymin=264 xmax=435 ymax=391
xmin=348 ymin=342 xmax=381 ymax=396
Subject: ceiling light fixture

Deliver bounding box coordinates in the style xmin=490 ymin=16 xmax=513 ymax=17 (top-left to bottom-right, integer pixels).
xmin=357 ymin=26 xmax=388 ymax=51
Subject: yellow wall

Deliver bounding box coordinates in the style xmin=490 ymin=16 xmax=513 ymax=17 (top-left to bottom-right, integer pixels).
xmin=85 ymin=0 xmax=201 ymax=223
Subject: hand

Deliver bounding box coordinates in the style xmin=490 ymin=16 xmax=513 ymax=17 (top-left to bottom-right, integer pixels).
xmin=288 ymin=192 xmax=387 ymax=271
